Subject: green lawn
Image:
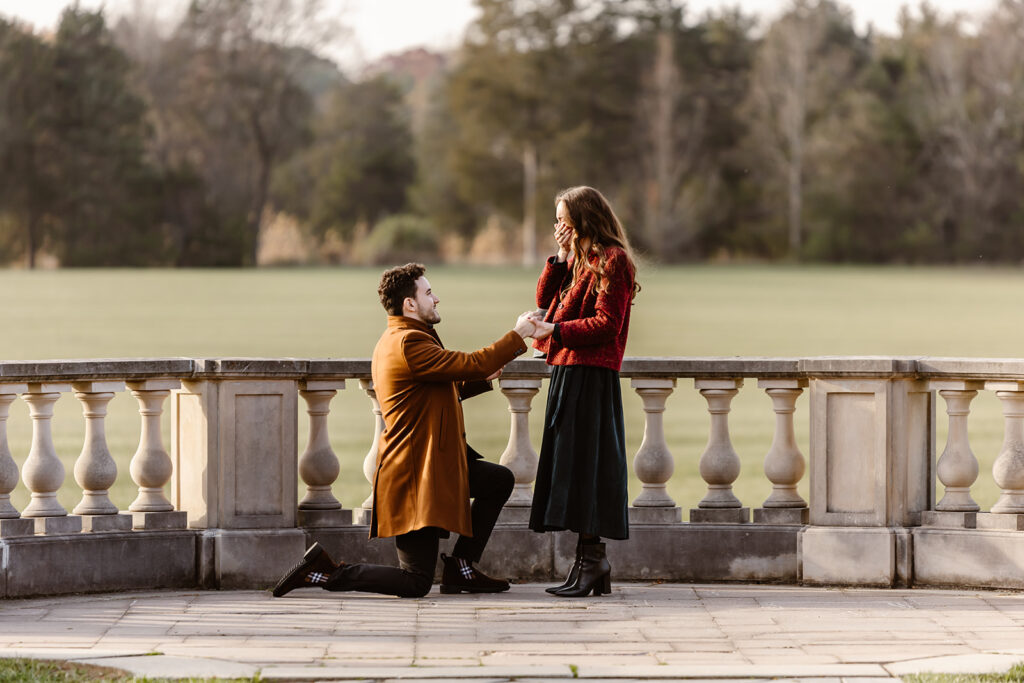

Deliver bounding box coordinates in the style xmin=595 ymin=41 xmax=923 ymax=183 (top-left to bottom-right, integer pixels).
xmin=904 ymin=663 xmax=1024 ymax=683
xmin=0 ymin=265 xmax=1019 ymax=514
xmin=0 ymin=656 xmax=256 ymax=682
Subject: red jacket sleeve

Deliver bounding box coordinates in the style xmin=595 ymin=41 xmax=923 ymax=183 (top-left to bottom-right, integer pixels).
xmin=557 ymin=250 xmax=633 ymax=349
xmin=535 ymin=256 xmax=569 ymax=309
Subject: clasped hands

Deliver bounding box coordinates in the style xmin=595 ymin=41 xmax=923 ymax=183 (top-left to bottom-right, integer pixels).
xmin=487 ymin=312 xmax=554 ymax=381
xmin=514 ymin=311 xmax=554 ymax=341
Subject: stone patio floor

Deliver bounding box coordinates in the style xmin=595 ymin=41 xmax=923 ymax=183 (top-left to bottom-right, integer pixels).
xmin=0 ymin=583 xmax=1023 ymax=681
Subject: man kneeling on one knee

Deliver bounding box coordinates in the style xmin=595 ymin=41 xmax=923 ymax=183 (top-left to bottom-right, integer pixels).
xmin=273 ymin=263 xmax=551 ymax=598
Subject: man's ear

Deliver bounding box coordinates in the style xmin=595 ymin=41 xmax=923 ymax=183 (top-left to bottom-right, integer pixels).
xmin=402 ymin=297 xmax=415 ymax=313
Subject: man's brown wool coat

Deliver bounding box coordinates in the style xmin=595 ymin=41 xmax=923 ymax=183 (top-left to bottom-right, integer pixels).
xmin=369 ymin=315 xmax=526 ymax=539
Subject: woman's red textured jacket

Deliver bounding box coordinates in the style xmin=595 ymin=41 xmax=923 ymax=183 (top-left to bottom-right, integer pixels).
xmin=533 ymin=245 xmax=635 ymax=372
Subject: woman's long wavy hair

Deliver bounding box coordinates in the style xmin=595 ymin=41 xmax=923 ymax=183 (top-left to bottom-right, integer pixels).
xmin=557 ymin=186 xmax=640 ymax=301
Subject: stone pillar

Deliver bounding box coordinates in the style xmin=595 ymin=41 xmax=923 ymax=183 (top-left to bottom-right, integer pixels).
xmin=128 ymin=380 xmax=184 ymax=532
xmin=21 ymin=383 xmax=82 ymax=534
xmin=172 ymin=374 xmax=303 ymax=588
xmin=977 ymin=382 xmax=1024 ymax=530
xmin=921 ymin=381 xmax=983 ymax=529
xmin=801 ymin=369 xmax=934 ymax=586
xmin=754 ymin=379 xmax=808 ymax=524
xmin=0 ymin=384 xmax=32 ymax=538
xmin=297 ymin=380 xmax=350 ymax=527
xmin=498 ymin=378 xmax=542 ymax=508
xmin=630 ymin=378 xmax=681 ymax=524
xmin=691 ymin=379 xmax=748 ymax=523
xmin=72 ymin=381 xmax=133 ymax=532
xmin=354 ymin=378 xmax=383 ymax=525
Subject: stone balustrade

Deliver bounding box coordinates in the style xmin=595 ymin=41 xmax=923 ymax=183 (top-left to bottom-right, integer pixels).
xmin=2 ymin=356 xmax=1024 ymax=595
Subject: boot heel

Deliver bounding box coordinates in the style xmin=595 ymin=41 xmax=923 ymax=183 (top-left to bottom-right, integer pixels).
xmin=596 ymin=573 xmax=611 ymax=595
xmin=303 ymin=543 xmax=324 ymax=563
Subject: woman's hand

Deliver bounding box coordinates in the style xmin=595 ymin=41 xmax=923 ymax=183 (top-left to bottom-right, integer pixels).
xmin=530 ymin=319 xmax=555 ymax=340
xmin=554 ymin=223 xmax=573 ymax=262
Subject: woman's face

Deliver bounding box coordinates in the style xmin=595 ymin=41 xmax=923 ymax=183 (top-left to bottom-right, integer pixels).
xmin=555 ymin=200 xmax=574 ymax=233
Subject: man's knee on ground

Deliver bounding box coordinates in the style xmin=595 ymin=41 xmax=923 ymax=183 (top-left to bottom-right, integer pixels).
xmin=397 ymin=573 xmax=433 ymax=598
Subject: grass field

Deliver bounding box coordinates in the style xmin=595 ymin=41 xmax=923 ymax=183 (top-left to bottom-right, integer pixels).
xmin=0 ymin=264 xmax=1021 ymax=514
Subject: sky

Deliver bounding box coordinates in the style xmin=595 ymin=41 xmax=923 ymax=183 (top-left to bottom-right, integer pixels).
xmin=0 ymin=0 xmax=1000 ymax=68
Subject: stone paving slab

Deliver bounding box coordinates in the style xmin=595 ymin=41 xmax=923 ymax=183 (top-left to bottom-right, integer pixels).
xmin=77 ymin=655 xmax=259 ymax=679
xmin=1 ymin=583 xmax=1024 ymax=679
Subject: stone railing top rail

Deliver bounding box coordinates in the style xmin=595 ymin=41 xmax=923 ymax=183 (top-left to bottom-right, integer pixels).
xmin=3 ymin=356 xmax=1024 ymax=383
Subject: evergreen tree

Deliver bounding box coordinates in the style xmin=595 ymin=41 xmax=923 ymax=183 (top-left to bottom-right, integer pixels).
xmin=0 ymin=20 xmax=57 ymax=267
xmin=48 ymin=7 xmax=168 ymax=266
xmin=273 ymin=76 xmax=416 ymax=245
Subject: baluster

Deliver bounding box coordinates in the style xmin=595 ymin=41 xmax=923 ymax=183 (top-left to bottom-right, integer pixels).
xmin=920 ymin=381 xmax=983 ymax=529
xmin=753 ymin=379 xmax=807 ymax=524
xmin=631 ymin=378 xmax=677 ymax=507
xmin=72 ymin=382 xmax=132 ymax=531
xmin=127 ymin=380 xmax=185 ymax=529
xmin=630 ymin=378 xmax=681 ymax=524
xmin=298 ymin=383 xmax=343 ymax=510
xmin=498 ymin=378 xmax=542 ymax=508
xmin=985 ymin=384 xmax=1024 ymax=521
xmin=297 ymin=380 xmax=350 ymax=527
xmin=0 ymin=385 xmax=33 ymax=537
xmin=22 ymin=385 xmax=69 ymax=516
xmin=356 ymin=378 xmax=384 ymax=525
xmin=691 ymin=379 xmax=748 ymax=523
xmin=22 ymin=383 xmax=83 ymax=534
xmin=934 ymin=385 xmax=981 ymax=513
xmin=0 ymin=384 xmax=27 ymax=520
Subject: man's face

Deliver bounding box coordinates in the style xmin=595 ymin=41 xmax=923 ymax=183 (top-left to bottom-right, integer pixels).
xmin=405 ymin=276 xmax=441 ymax=325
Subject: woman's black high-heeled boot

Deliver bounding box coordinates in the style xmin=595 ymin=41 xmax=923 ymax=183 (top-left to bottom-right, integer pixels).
xmin=546 ymin=538 xmax=582 ymax=594
xmin=553 ymin=542 xmax=610 ymax=597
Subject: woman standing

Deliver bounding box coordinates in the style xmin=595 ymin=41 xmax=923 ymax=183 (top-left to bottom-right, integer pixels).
xmin=528 ymin=186 xmax=640 ymax=598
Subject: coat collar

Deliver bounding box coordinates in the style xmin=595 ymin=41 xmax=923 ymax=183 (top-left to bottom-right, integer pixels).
xmin=386 ymin=315 xmax=442 ymax=344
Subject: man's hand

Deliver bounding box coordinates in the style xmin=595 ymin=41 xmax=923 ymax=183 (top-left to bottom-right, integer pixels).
xmin=485 ymin=368 xmax=503 ymax=381
xmin=514 ymin=311 xmax=537 ymax=339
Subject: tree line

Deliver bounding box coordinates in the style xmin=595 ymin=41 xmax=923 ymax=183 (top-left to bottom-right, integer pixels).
xmin=1 ymin=0 xmax=1023 ymax=267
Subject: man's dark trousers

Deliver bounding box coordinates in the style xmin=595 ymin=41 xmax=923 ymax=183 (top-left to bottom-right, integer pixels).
xmin=323 ymin=458 xmax=514 ymax=598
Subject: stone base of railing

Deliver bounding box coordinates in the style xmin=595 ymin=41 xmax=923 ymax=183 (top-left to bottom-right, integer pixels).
xmin=799 ymin=527 xmax=913 ymax=587
xmin=915 ymin=528 xmax=1024 ymax=589
xmin=34 ymin=517 xmax=83 ymax=535
xmin=81 ymin=514 xmax=133 ymax=532
xmin=690 ymin=508 xmax=750 ymax=524
xmin=351 ymin=508 xmax=372 ymax=525
xmin=133 ymin=511 xmax=188 ymax=531
xmin=628 ymin=507 xmax=683 ymax=524
xmin=755 ymin=508 xmax=809 ymax=525
xmin=494 ymin=506 xmax=686 ymax=526
xmin=197 ymin=529 xmax=307 ymax=589
xmin=7 ymin=519 xmax=1024 ymax=597
xmin=921 ymin=510 xmax=977 ymax=528
xmin=496 ymin=506 xmax=531 ymax=524
xmin=307 ymin=519 xmax=802 ymax=584
xmin=1 ymin=530 xmax=197 ymax=598
xmin=0 ymin=519 xmax=34 ymax=538
xmin=976 ymin=513 xmax=1024 ymax=531
xmin=297 ymin=509 xmax=353 ymax=527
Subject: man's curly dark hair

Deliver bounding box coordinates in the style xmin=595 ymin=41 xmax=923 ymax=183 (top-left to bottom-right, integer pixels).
xmin=378 ymin=263 xmax=426 ymax=316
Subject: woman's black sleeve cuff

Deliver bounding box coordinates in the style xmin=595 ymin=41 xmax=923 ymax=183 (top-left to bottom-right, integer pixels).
xmin=553 ymin=323 xmax=562 ymax=343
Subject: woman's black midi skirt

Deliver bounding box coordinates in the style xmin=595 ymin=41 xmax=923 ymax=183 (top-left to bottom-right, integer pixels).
xmin=528 ymin=364 xmax=629 ymax=540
